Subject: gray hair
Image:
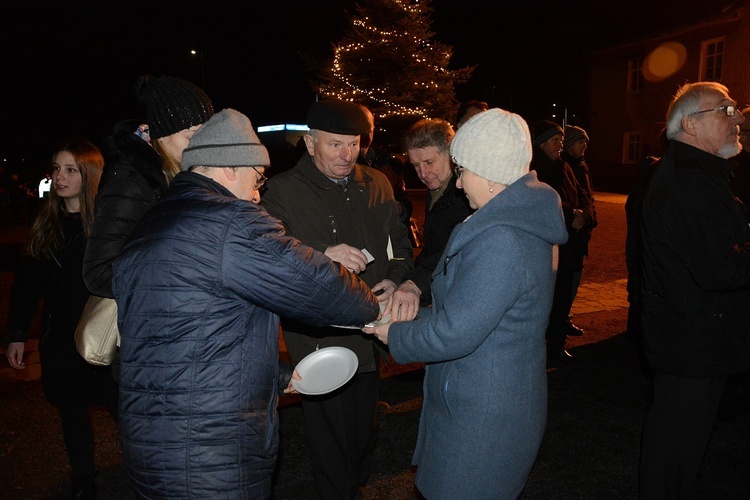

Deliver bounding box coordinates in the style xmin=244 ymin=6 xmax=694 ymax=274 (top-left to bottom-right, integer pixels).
xmin=402 ymin=118 xmax=455 ymax=154
xmin=666 ymin=81 xmax=730 ymax=140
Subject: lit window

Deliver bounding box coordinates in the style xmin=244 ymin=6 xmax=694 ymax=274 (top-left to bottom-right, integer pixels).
xmin=700 ymin=37 xmax=724 ymax=82
xmin=623 ymin=132 xmax=641 ymax=163
xmin=626 ymin=57 xmax=643 ymax=94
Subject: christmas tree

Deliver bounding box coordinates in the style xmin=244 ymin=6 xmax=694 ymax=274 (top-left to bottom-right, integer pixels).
xmin=313 ymin=0 xmax=473 ymax=144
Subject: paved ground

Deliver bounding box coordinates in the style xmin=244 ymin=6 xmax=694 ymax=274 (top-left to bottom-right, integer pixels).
xmin=1 ymin=193 xmax=748 ymax=499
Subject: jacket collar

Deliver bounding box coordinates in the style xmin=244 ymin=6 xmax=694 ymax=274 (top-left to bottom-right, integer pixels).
xmin=671 ymin=140 xmax=736 ymax=181
xmin=293 ymin=154 xmax=374 ymax=190
xmin=171 ymin=170 xmax=237 ymax=198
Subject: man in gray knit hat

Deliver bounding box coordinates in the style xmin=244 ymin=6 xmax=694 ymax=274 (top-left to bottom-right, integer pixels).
xmin=112 ymin=108 xmax=379 ymax=499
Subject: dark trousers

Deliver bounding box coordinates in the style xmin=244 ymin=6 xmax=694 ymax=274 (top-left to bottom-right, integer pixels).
xmin=639 ymin=372 xmax=728 ymax=500
xmin=546 ymin=268 xmax=577 ymax=352
xmin=56 ymin=365 xmax=118 ymax=482
xmin=59 ymin=404 xmax=97 ymax=480
xmin=301 ymin=368 xmax=380 ymax=500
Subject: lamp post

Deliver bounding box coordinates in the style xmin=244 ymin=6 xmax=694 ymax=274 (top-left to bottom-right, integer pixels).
xmin=190 ymin=49 xmax=205 ymax=90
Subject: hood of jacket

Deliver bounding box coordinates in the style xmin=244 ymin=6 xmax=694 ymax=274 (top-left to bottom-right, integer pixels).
xmin=100 ymin=118 xmax=166 ymax=194
xmin=447 ymin=171 xmax=568 ymax=256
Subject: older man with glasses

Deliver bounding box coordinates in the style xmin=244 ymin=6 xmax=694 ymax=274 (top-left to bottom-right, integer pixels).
xmin=639 ymin=82 xmax=749 ymax=499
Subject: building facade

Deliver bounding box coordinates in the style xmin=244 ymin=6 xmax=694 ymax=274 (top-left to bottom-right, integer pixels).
xmin=588 ymin=1 xmax=750 ymax=192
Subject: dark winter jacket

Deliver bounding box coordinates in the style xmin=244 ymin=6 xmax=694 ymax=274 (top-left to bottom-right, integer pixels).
xmin=84 ymin=119 xmax=167 ymax=297
xmin=641 ymin=140 xmax=750 ymax=377
xmin=561 ymin=150 xmax=598 ymax=256
xmin=262 ymin=154 xmax=413 ymax=372
xmin=530 ymin=150 xmax=594 ymax=270
xmin=6 ymin=214 xmax=116 ymax=404
xmin=410 ymin=173 xmax=472 ymax=306
xmin=112 ymin=172 xmax=379 ymax=499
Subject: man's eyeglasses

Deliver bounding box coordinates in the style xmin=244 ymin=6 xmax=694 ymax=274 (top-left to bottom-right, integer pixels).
xmin=451 ymin=156 xmax=465 ymax=179
xmin=251 ymin=166 xmax=267 ymax=189
xmin=689 ymin=105 xmax=738 ymax=118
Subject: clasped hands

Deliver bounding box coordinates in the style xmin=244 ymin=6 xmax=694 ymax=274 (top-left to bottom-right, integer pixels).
xmin=363 ymin=280 xmax=420 ymax=345
xmin=325 ymin=243 xmax=420 ymax=345
xmin=572 ymin=209 xmax=589 ymax=231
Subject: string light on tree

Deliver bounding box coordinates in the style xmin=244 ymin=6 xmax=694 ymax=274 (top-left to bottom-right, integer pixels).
xmin=314 ymin=0 xmax=473 ymax=125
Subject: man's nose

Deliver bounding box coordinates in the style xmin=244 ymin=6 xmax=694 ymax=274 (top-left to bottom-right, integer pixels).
xmin=735 ymin=110 xmax=746 ymax=125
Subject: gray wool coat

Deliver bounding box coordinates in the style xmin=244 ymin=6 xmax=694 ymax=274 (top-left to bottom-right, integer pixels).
xmin=389 ymin=172 xmax=568 ymax=499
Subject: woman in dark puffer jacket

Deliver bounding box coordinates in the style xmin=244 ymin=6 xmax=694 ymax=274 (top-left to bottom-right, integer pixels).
xmin=83 ymin=75 xmax=213 ymax=301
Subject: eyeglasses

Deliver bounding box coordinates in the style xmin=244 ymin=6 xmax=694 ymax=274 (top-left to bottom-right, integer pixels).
xmin=689 ymin=105 xmax=738 ymax=117
xmin=451 ymin=156 xmax=465 ymax=179
xmin=251 ymin=166 xmax=267 ymax=189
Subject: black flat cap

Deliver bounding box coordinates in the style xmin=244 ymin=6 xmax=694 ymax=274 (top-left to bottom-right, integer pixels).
xmin=307 ymin=98 xmax=371 ymax=135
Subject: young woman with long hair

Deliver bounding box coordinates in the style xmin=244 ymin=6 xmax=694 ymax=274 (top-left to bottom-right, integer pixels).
xmin=5 ymin=139 xmax=118 ymax=499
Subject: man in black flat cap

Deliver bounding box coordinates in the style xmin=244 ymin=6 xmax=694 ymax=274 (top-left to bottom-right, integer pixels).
xmin=262 ymin=98 xmax=418 ymax=499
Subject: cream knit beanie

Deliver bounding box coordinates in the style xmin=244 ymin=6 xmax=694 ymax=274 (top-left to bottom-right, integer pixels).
xmin=450 ymin=108 xmax=532 ymax=185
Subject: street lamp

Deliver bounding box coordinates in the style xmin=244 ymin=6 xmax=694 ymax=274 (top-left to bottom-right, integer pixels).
xmin=190 ymin=49 xmax=205 ymax=90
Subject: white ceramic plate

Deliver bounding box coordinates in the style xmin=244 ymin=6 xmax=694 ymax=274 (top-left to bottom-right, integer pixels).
xmin=292 ymin=347 xmax=358 ymax=395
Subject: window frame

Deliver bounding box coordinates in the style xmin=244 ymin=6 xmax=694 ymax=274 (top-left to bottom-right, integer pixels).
xmin=626 ymin=56 xmax=643 ymax=94
xmin=623 ymin=131 xmax=641 ymax=164
xmin=699 ymin=36 xmax=725 ymax=82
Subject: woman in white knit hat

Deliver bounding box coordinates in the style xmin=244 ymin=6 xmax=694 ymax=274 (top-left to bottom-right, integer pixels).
xmin=364 ymin=108 xmax=568 ymax=499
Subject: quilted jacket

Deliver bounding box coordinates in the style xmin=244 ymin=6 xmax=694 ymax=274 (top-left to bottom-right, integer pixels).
xmin=112 ymin=172 xmax=379 ymax=499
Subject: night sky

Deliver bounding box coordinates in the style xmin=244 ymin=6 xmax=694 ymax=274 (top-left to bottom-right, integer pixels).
xmin=2 ymin=0 xmax=717 ymax=172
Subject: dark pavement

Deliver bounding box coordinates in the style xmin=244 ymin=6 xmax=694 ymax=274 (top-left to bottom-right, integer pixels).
xmin=1 ymin=193 xmax=748 ymax=499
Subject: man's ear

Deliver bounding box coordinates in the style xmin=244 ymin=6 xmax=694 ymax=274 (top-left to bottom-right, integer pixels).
xmin=303 ymin=134 xmax=316 ymax=157
xmin=222 ymin=167 xmax=239 ymax=181
xmin=681 ymin=115 xmax=697 ymax=137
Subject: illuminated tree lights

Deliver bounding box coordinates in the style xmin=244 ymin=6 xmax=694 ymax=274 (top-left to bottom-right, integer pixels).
xmin=315 ymin=0 xmax=473 ymax=120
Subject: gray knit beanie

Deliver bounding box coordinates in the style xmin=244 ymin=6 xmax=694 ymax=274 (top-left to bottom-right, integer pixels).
xmin=135 ymin=75 xmax=214 ymax=140
xmin=450 ymin=108 xmax=532 ymax=185
xmin=181 ymin=109 xmax=270 ymax=171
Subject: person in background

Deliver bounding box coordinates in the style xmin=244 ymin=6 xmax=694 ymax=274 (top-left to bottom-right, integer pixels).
xmin=455 ymin=99 xmax=488 ymax=129
xmin=83 ymin=75 xmax=213 ymax=381
xmin=625 ymin=128 xmax=668 ymax=362
xmin=729 ymin=105 xmax=750 ymax=207
xmin=364 ymin=109 xmax=567 ymax=499
xmin=5 ymin=139 xmax=116 ymax=499
xmin=399 ymin=118 xmax=472 ymax=306
xmin=530 ymin=120 xmax=594 ymax=367
xmin=357 ymin=104 xmax=413 ymax=227
xmin=561 ymin=125 xmax=598 ymax=337
xmin=113 ymin=109 xmax=379 ymax=499
xmin=639 ymin=82 xmax=749 ymax=499
xmin=262 ymin=98 xmax=417 ymax=499
xmin=719 ymin=105 xmax=750 ymax=421
xmin=84 ymin=74 xmax=213 ymax=300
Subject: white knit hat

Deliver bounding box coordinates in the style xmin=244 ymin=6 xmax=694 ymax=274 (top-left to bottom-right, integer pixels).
xmin=450 ymin=108 xmax=532 ymax=185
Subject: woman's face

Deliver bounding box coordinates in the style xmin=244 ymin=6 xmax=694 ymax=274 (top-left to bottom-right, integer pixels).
xmin=455 ymin=166 xmax=502 ymax=210
xmin=52 ymin=151 xmax=82 ymax=203
xmin=157 ymin=124 xmax=202 ymax=163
